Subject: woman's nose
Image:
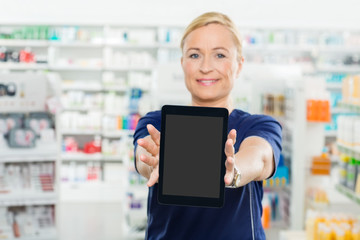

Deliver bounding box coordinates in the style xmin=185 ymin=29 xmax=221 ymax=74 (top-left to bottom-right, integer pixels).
xmin=199 ymin=56 xmax=213 ymax=73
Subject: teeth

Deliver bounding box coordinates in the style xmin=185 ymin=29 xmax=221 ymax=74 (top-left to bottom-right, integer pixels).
xmin=199 ymin=80 xmax=216 ymax=83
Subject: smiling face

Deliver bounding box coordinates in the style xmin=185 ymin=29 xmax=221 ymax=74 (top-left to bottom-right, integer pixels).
xmin=181 ymin=23 xmax=243 ymax=109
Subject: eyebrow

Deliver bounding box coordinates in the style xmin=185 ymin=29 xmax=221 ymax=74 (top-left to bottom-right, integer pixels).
xmin=213 ymin=47 xmax=229 ymax=53
xmin=186 ymin=47 xmax=230 ymax=53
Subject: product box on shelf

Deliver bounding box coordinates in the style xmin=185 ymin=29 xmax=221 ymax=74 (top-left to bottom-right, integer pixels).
xmin=311 ymin=151 xmax=331 ymax=175
xmin=0 ymin=111 xmax=55 ymax=149
xmin=305 ymin=210 xmax=360 ymax=240
xmin=0 ymin=73 xmax=48 ymax=112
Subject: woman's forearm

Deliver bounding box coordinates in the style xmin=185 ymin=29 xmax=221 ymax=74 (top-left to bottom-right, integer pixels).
xmin=234 ymin=136 xmax=275 ymax=186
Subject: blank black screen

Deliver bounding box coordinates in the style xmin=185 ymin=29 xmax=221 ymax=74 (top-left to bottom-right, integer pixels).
xmin=162 ymin=114 xmax=223 ymax=198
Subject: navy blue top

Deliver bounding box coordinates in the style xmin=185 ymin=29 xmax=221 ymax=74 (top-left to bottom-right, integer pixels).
xmin=133 ymin=109 xmax=282 ymax=240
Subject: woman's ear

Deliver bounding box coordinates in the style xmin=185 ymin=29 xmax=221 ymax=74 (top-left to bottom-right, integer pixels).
xmin=236 ymin=57 xmax=244 ymax=79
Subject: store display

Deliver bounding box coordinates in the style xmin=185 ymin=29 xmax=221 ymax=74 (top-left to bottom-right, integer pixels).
xmin=102 ymin=138 xmax=128 ymax=157
xmin=262 ymin=93 xmax=285 ymax=117
xmin=262 ymin=191 xmax=289 ymax=231
xmin=337 ymin=115 xmax=360 ymax=149
xmin=8 ymin=128 xmax=36 ymax=148
xmin=125 ymin=192 xmax=147 ymax=233
xmin=0 ymin=47 xmax=47 ymax=64
xmin=306 ymin=187 xmax=329 ymax=208
xmin=0 ymin=111 xmax=55 ymax=149
xmin=104 ymin=50 xmax=155 ymax=68
xmin=0 ymin=72 xmax=60 ymax=239
xmin=25 ymin=113 xmax=53 ymax=136
xmin=0 ymin=113 xmax=23 ymax=136
xmin=306 ymin=210 xmax=360 ymax=240
xmin=310 ymin=149 xmax=331 ymax=175
xmin=83 ymin=136 xmax=102 ymax=154
xmin=263 ymin=155 xmax=289 ymax=188
xmin=0 ymin=162 xmax=54 ymax=194
xmin=61 ymin=111 xmax=102 ymax=131
xmin=307 ymin=99 xmax=331 ymax=122
xmin=61 ymin=161 xmax=102 ymax=183
xmin=342 ymin=75 xmax=360 ymax=105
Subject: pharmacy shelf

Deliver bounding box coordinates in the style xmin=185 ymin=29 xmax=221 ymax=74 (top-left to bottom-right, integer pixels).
xmin=0 ymin=192 xmax=57 ymax=206
xmin=264 ymin=185 xmax=291 ymax=192
xmin=106 ymin=43 xmax=157 ymax=49
xmin=331 ymin=107 xmax=351 ymax=114
xmin=0 ymin=63 xmax=48 ymax=70
xmin=0 ymin=39 xmax=49 ymax=47
xmin=61 ymin=152 xmax=102 ymax=161
xmin=105 ymin=66 xmax=154 ymax=72
xmin=102 ymin=130 xmax=134 ymax=138
xmin=60 ymin=181 xmax=125 ymax=202
xmin=318 ymin=45 xmax=360 ymax=53
xmin=103 ymin=86 xmax=128 ymax=92
xmin=50 ymin=41 xmax=103 ymax=48
xmin=279 ymin=230 xmax=306 ymax=240
xmin=61 ymin=129 xmax=102 ymax=135
xmin=0 ymin=143 xmax=58 ymax=163
xmin=243 ymin=44 xmax=315 ymax=53
xmin=324 ymin=130 xmax=337 ymax=137
xmin=306 ymin=198 xmax=329 ymax=211
xmin=62 ymin=86 xmax=133 ymax=93
xmin=62 ymin=153 xmax=123 ymax=162
xmin=326 ymin=82 xmax=342 ymax=90
xmin=337 ymin=143 xmax=360 ymax=159
xmin=102 ymin=155 xmax=124 ymax=162
xmin=156 ymin=43 xmax=180 ymax=49
xmin=50 ymin=65 xmax=103 ymax=71
xmin=316 ymin=64 xmax=360 ymax=73
xmin=18 ymin=235 xmax=57 ymax=240
xmin=337 ymin=102 xmax=360 ymax=113
xmin=335 ymin=184 xmax=360 ymax=205
xmin=62 ymin=106 xmax=102 ymax=112
xmin=62 ymin=85 xmax=103 ymax=92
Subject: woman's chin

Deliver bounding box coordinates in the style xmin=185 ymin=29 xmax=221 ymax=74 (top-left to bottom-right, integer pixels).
xmin=193 ymin=95 xmax=222 ymax=104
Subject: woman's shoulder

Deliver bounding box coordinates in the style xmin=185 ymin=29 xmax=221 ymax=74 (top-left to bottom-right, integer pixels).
xmin=141 ymin=110 xmax=161 ymax=120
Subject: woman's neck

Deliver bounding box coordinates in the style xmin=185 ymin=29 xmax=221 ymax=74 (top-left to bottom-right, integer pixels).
xmin=191 ymin=98 xmax=234 ymax=114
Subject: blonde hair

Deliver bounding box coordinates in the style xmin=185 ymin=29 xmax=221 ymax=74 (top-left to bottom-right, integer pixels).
xmin=180 ymin=12 xmax=243 ymax=61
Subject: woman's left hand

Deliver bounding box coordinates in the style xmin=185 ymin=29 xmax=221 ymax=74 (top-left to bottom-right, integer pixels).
xmin=224 ymin=129 xmax=237 ymax=186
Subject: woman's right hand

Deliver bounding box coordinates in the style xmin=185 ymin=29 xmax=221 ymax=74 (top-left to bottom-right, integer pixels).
xmin=137 ymin=124 xmax=160 ymax=187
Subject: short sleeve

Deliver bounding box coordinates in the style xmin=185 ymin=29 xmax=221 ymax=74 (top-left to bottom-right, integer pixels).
xmin=242 ymin=115 xmax=282 ymax=178
xmin=133 ymin=111 xmax=161 ymax=173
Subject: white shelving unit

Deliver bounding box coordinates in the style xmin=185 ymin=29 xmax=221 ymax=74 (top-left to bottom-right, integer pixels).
xmin=0 ymin=192 xmax=58 ymax=207
xmin=0 ymin=143 xmax=58 ymax=162
xmin=61 ymin=152 xmax=103 ymax=161
xmin=0 ymin=72 xmax=61 ymax=240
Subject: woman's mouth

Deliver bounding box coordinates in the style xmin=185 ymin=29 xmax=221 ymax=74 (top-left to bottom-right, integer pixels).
xmin=197 ymin=79 xmax=219 ymax=86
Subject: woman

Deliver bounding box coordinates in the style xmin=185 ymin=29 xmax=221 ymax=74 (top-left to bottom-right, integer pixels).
xmin=133 ymin=12 xmax=282 ymax=240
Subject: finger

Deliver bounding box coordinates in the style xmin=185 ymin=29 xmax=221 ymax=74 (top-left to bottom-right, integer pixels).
xmin=137 ymin=137 xmax=159 ymax=157
xmin=147 ymin=165 xmax=159 ymax=187
xmin=228 ymin=129 xmax=236 ymax=145
xmin=225 ymin=139 xmax=235 ymax=157
xmin=224 ymin=156 xmax=235 ymax=185
xmin=140 ymin=154 xmax=158 ymax=167
xmin=147 ymin=124 xmax=160 ymax=146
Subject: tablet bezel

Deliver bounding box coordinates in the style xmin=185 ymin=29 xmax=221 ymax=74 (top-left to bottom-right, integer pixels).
xmin=158 ymin=105 xmax=228 ymax=208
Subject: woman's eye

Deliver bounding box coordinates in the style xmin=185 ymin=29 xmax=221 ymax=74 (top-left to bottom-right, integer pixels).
xmin=190 ymin=54 xmax=199 ymax=59
xmin=217 ymin=53 xmax=225 ymax=58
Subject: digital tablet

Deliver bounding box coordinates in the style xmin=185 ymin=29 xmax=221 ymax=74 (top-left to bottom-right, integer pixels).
xmin=158 ymin=105 xmax=228 ymax=208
